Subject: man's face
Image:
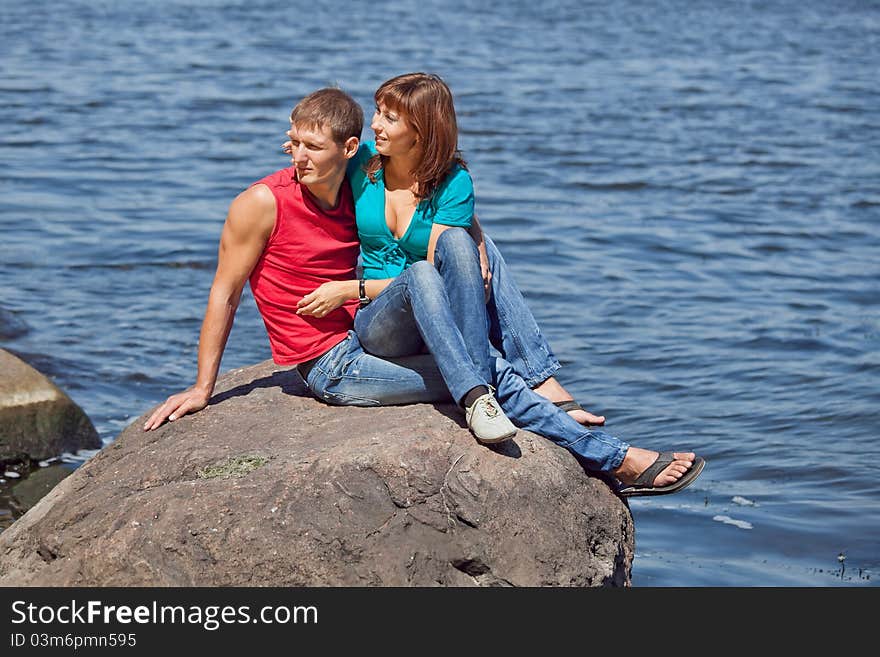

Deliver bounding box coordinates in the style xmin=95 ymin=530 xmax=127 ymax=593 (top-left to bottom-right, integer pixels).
xmin=285 ymin=122 xmax=348 ymax=188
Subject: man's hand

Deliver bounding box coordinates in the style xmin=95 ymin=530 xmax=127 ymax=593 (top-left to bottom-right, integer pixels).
xmin=143 ymin=386 xmax=212 ymax=431
xmin=297 ymin=280 xmax=354 ymax=318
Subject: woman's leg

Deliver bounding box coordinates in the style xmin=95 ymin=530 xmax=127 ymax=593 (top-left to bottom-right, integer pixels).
xmin=354 ymin=261 xmax=490 ymax=405
xmin=436 ymin=230 xmax=604 ymax=424
xmin=431 ymin=229 xmax=494 ymax=378
xmin=354 ymin=261 xmax=517 ymax=442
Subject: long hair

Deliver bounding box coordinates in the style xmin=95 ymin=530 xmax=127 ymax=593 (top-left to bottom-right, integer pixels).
xmin=365 ymin=73 xmax=467 ymax=201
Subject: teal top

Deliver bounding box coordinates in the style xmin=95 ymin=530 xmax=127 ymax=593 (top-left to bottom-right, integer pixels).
xmin=347 ymin=141 xmax=474 ymax=279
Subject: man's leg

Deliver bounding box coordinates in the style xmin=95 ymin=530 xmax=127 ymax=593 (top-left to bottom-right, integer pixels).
xmin=491 ymin=355 xmax=700 ymax=490
xmin=491 ymin=355 xmax=627 ymax=472
xmin=304 ymin=331 xmax=452 ymax=406
xmin=482 ymin=234 xmax=562 ymax=387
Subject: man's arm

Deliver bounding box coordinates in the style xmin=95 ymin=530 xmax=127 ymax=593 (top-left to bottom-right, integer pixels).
xmin=143 ymin=185 xmax=276 ymax=430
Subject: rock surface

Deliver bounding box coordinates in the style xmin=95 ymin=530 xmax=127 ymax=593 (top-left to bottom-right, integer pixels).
xmin=0 ymin=360 xmax=634 ymax=587
xmin=0 ymin=349 xmax=102 ymax=465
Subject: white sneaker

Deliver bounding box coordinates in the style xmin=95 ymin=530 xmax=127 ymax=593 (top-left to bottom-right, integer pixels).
xmin=465 ymin=393 xmax=517 ymax=444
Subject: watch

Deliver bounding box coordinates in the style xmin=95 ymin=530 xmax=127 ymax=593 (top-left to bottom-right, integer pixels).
xmin=358 ymin=278 xmax=371 ymax=308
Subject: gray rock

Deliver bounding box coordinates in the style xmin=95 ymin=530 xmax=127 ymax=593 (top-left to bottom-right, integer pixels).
xmin=0 ymin=349 xmax=102 ymax=465
xmin=0 ymin=360 xmax=634 ymax=587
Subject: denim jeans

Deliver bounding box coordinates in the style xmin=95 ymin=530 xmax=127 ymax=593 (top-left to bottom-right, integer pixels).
xmin=353 ymin=257 xmax=489 ymax=404
xmin=302 ymin=331 xmax=628 ymax=472
xmin=481 ymin=234 xmax=562 ymax=387
xmin=304 ymin=331 xmax=449 ymax=406
xmin=355 ymin=228 xmax=562 ymax=402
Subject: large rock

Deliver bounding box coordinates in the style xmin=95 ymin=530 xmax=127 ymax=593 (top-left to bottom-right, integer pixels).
xmin=0 ymin=349 xmax=101 ymax=464
xmin=0 ymin=360 xmax=634 ymax=587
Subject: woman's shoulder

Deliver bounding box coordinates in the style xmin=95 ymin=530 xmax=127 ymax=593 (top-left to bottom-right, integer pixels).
xmin=348 ymin=141 xmax=378 ymax=178
xmin=357 ymin=140 xmax=378 ymax=162
xmin=436 ymin=162 xmax=474 ymax=199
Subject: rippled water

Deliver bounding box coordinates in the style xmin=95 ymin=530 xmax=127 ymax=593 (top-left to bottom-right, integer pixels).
xmin=1 ymin=0 xmax=878 ymax=586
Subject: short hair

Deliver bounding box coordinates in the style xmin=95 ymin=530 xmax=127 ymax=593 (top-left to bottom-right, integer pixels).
xmin=289 ymin=87 xmax=363 ymax=145
xmin=366 ymin=72 xmax=466 ymax=201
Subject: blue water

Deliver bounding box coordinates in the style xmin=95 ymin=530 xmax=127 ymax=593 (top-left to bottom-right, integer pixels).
xmin=1 ymin=0 xmax=878 ymax=586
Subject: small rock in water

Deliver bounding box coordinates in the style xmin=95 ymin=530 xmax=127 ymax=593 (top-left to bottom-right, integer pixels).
xmin=3 ymin=471 xmax=21 ymax=479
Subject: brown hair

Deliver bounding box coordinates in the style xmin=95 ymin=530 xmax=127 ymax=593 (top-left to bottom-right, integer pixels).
xmin=290 ymin=87 xmax=363 ymax=145
xmin=365 ymin=72 xmax=467 ymax=201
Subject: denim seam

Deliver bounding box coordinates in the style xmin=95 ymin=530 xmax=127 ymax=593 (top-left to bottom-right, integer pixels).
xmin=562 ymin=432 xmax=630 ymax=472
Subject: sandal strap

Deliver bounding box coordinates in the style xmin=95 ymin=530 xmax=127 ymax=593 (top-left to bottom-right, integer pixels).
xmin=632 ymin=451 xmax=676 ymax=487
xmin=553 ymin=400 xmax=584 ymax=413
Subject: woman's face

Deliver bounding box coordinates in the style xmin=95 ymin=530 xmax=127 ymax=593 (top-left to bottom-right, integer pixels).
xmin=371 ymin=101 xmax=420 ymax=159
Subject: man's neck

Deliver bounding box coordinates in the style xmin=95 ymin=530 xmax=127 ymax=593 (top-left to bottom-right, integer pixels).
xmin=303 ymin=174 xmax=343 ymax=211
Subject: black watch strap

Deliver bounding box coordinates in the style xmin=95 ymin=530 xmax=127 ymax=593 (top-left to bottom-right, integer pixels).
xmin=358 ymin=278 xmax=371 ymax=307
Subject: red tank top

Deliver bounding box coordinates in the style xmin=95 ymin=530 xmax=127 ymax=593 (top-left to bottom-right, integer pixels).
xmin=248 ymin=168 xmax=360 ymax=365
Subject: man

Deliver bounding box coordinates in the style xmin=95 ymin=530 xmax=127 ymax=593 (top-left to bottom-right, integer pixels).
xmin=142 ymin=88 xmax=513 ymax=442
xmin=144 ymin=88 xmax=704 ymax=497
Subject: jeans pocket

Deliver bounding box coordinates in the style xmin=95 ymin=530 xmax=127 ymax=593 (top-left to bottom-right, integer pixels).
xmin=318 ymin=334 xmax=353 ymax=381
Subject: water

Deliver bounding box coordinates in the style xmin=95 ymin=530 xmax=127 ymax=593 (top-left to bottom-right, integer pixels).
xmin=1 ymin=0 xmax=878 ymax=586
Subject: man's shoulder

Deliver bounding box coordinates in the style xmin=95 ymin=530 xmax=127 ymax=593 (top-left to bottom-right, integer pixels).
xmin=252 ymin=167 xmax=297 ymax=190
xmin=227 ymin=180 xmax=279 ymax=238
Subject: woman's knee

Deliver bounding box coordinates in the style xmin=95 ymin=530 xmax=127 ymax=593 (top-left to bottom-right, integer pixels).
xmin=436 ymin=227 xmax=478 ymax=259
xmin=407 ymin=259 xmax=441 ymax=282
xmin=404 ymin=260 xmax=452 ymax=309
xmin=435 ymin=228 xmax=481 ymax=276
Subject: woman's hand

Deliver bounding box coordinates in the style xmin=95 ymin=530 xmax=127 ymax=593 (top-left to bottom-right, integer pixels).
xmin=297 ymin=281 xmax=355 ymax=318
xmin=467 ymin=214 xmax=492 ymax=303
xmin=478 ymin=240 xmax=491 ymax=303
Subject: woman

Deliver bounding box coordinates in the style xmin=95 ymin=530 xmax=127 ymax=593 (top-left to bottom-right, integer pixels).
xmin=291 ymin=74 xmax=704 ymax=493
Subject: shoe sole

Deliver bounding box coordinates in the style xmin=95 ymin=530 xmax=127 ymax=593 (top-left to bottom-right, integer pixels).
xmin=474 ymin=429 xmax=516 ymax=445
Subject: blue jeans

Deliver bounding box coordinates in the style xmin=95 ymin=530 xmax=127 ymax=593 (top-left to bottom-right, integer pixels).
xmin=354 ymin=228 xmax=562 ymax=402
xmin=481 ymin=234 xmax=562 ymax=387
xmin=302 ymin=331 xmax=628 ymax=472
xmin=353 ymin=257 xmax=489 ymax=404
xmin=304 ymin=331 xmax=449 ymax=406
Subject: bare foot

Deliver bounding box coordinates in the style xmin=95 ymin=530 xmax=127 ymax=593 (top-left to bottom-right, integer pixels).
xmin=532 ymin=377 xmax=606 ymax=426
xmin=613 ymin=447 xmax=695 ymax=487
xmin=565 ymin=406 xmax=606 ymax=426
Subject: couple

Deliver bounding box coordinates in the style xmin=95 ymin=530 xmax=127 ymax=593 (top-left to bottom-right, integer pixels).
xmin=144 ymin=73 xmax=704 ymax=498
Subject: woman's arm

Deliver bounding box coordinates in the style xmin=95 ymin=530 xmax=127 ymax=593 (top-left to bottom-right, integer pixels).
xmin=296 ymin=277 xmax=394 ymax=317
xmin=468 ymin=214 xmax=491 ymax=300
